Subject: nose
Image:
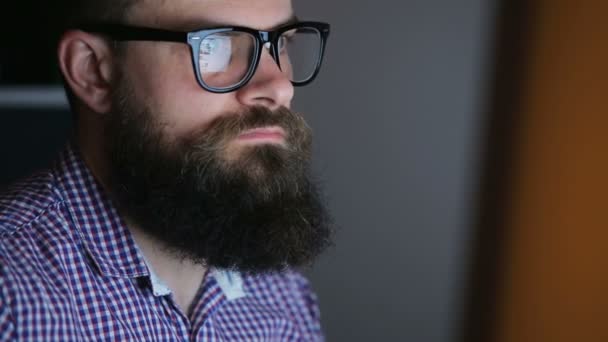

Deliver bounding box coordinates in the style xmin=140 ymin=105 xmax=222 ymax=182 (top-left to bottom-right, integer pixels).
xmin=234 ymin=48 xmax=294 ymax=110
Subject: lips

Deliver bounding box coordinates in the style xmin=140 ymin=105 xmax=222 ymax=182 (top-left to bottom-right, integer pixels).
xmin=237 ymin=126 xmax=286 ymax=143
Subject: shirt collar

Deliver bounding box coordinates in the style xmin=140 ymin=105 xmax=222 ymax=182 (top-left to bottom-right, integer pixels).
xmin=144 ymin=256 xmax=246 ymax=302
xmin=52 ymin=141 xmax=150 ymax=278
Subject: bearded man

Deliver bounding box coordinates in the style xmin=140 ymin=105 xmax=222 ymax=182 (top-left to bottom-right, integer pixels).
xmin=0 ymin=0 xmax=333 ymax=340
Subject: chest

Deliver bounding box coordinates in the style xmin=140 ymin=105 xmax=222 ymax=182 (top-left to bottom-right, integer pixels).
xmin=11 ymin=265 xmax=304 ymax=341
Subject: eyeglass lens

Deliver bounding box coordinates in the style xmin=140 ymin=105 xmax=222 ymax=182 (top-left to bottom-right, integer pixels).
xmin=197 ymin=27 xmax=322 ymax=89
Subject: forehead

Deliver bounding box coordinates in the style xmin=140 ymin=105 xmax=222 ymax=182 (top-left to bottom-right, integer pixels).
xmin=128 ymin=0 xmax=295 ymax=30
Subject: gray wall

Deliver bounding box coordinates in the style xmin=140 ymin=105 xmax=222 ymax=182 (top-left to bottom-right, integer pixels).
xmin=293 ymin=1 xmax=496 ymax=341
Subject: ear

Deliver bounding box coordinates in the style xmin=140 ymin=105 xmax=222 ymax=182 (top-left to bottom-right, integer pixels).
xmin=57 ymin=30 xmax=116 ymax=114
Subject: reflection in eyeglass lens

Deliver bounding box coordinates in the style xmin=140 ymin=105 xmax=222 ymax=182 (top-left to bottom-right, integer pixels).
xmin=199 ymin=32 xmax=256 ymax=88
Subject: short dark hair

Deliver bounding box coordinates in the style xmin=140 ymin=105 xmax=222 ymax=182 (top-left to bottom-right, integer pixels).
xmin=57 ymin=0 xmax=139 ymax=30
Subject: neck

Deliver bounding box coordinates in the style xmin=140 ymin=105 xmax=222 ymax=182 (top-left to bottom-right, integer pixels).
xmin=129 ymin=225 xmax=208 ymax=315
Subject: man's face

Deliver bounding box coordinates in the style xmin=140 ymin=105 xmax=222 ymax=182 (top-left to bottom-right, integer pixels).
xmin=120 ymin=0 xmax=296 ymax=143
xmin=102 ymin=0 xmax=333 ymax=272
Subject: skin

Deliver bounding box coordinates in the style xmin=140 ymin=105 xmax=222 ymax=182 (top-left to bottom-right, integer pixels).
xmin=57 ymin=0 xmax=295 ymax=315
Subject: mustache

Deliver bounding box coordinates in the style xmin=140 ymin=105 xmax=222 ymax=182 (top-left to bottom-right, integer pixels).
xmin=182 ymin=106 xmax=311 ymax=151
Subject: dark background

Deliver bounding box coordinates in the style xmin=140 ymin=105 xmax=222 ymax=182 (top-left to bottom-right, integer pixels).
xmin=1 ymin=0 xmax=498 ymax=341
xmin=0 ymin=2 xmax=63 ymax=85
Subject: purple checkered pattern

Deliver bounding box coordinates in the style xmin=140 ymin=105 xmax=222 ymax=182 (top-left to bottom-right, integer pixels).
xmin=0 ymin=142 xmax=324 ymax=341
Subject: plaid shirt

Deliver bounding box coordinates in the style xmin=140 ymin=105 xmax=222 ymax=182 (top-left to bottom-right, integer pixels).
xmin=0 ymin=143 xmax=323 ymax=341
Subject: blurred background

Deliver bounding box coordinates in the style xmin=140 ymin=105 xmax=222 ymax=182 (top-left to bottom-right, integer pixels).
xmin=1 ymin=0 xmax=606 ymax=341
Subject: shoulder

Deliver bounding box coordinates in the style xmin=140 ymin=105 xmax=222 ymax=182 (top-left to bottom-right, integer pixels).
xmin=246 ymin=269 xmax=316 ymax=294
xmin=0 ymin=171 xmax=74 ymax=291
xmin=0 ymin=172 xmax=87 ymax=338
xmin=0 ymin=170 xmax=63 ymax=237
xmin=244 ymin=270 xmax=323 ymax=336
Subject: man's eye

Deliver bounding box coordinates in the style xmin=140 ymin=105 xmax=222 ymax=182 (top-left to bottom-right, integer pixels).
xmin=200 ymin=36 xmax=233 ymax=72
xmin=279 ymin=35 xmax=294 ymax=52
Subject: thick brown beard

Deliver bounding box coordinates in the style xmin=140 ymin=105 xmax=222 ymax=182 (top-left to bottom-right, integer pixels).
xmin=104 ymin=80 xmax=333 ymax=273
xmin=179 ymin=104 xmax=313 ymax=187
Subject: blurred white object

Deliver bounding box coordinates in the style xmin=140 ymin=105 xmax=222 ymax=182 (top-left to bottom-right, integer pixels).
xmin=0 ymin=86 xmax=68 ymax=109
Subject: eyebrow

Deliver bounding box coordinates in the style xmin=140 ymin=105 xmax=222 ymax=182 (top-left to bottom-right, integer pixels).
xmin=182 ymin=14 xmax=300 ymax=32
xmin=279 ymin=15 xmax=300 ymax=28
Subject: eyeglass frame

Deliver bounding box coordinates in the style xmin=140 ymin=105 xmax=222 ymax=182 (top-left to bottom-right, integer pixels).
xmin=76 ymin=21 xmax=330 ymax=94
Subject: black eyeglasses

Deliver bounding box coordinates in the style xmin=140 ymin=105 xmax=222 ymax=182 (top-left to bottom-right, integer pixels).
xmin=78 ymin=21 xmax=330 ymax=94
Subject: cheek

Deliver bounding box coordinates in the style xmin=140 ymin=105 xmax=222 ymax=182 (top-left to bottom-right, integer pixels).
xmin=153 ymin=90 xmax=236 ymax=138
xmin=124 ymin=43 xmax=201 ymax=96
xmin=124 ymin=44 xmax=237 ymax=136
